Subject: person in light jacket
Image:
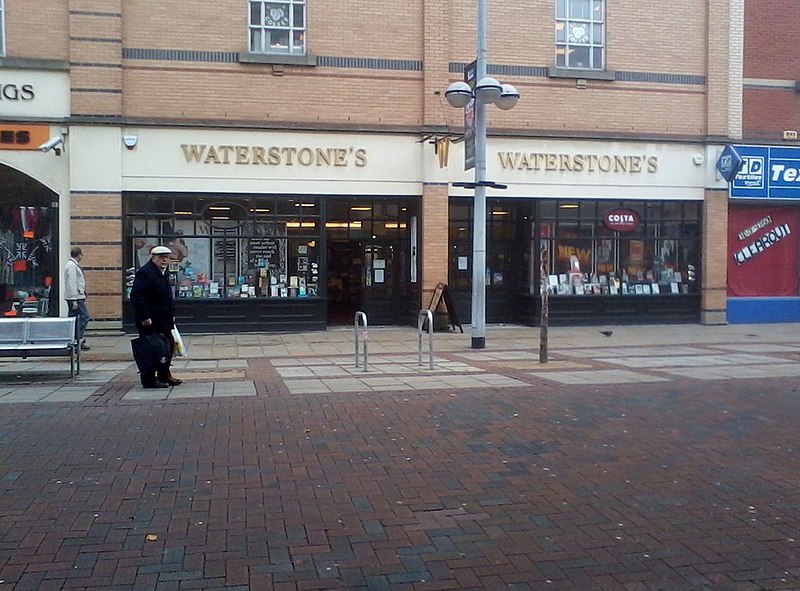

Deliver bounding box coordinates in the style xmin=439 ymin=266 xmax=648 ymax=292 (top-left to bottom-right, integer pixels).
xmin=64 ymin=247 xmax=91 ymax=350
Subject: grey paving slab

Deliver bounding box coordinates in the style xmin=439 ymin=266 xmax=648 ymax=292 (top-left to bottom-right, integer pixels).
xmin=177 ymin=360 xmax=219 ymax=369
xmin=80 ymin=361 xmax=135 ymax=371
xmin=218 ymin=359 xmax=249 ymax=368
xmin=534 ymin=369 xmax=671 ymax=385
xmin=456 ymin=350 xmax=541 ymax=361
xmin=41 ymin=389 xmax=97 ymax=402
xmin=599 ymin=353 xmax=792 ymax=368
xmin=284 ymin=378 xmax=330 ymax=394
xmin=656 ymin=363 xmax=800 ymax=380
xmin=213 ymin=381 xmax=256 ymax=397
xmin=168 ymin=383 xmax=214 ymax=398
xmin=711 ymin=343 xmax=800 ymax=353
xmin=560 ymin=346 xmax=720 ymax=358
xmin=123 ymin=388 xmax=171 ymax=401
xmin=0 ymin=393 xmax=47 ymax=403
xmin=284 ymin=365 xmax=350 ymax=378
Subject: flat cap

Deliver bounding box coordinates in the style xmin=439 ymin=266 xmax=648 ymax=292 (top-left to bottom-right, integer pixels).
xmin=150 ymin=245 xmax=173 ymax=255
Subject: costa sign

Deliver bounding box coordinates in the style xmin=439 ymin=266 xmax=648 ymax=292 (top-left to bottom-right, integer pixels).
xmin=603 ymin=208 xmax=640 ymax=232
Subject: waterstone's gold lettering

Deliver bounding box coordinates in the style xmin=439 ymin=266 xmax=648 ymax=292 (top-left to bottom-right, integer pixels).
xmin=182 ymin=144 xmax=370 ymax=168
xmin=497 ymin=151 xmax=660 ymax=174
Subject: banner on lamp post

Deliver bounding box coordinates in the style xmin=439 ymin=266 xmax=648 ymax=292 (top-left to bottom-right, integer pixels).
xmin=463 ymin=60 xmax=476 ymax=171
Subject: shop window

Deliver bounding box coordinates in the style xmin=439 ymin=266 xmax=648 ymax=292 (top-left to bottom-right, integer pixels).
xmin=124 ymin=194 xmax=321 ymax=300
xmin=539 ymin=199 xmax=701 ymax=296
xmin=0 ymin=205 xmax=57 ymax=316
xmin=249 ymin=0 xmax=306 ymax=55
xmin=555 ymin=0 xmax=605 ymax=70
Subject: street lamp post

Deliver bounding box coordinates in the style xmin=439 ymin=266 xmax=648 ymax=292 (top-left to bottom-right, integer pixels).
xmin=444 ymin=0 xmax=519 ymax=349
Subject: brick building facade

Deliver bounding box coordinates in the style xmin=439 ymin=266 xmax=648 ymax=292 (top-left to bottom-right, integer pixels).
xmin=0 ymin=0 xmax=745 ymax=331
xmin=725 ymin=0 xmax=800 ymax=323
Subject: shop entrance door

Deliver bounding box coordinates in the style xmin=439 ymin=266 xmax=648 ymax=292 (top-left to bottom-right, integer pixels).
xmin=326 ymin=239 xmax=362 ymax=324
xmin=325 ymin=197 xmax=419 ymax=326
xmin=326 ymin=239 xmax=413 ymax=325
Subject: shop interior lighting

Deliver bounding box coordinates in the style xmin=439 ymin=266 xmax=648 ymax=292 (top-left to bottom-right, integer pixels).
xmin=560 ymin=203 xmax=580 ymax=209
xmin=286 ymin=222 xmax=317 ymax=228
xmin=350 ymin=206 xmax=372 ymax=211
xmin=174 ymin=211 xmax=193 ymax=215
xmin=294 ymin=203 xmax=316 ymax=207
xmin=208 ymin=206 xmax=230 ymax=211
xmin=324 ymin=221 xmax=362 ymax=229
xmin=211 ymin=216 xmax=230 ymax=220
xmin=250 ymin=208 xmax=270 ymax=213
xmin=491 ymin=210 xmax=509 ymax=215
xmin=384 ymin=222 xmax=408 ymax=229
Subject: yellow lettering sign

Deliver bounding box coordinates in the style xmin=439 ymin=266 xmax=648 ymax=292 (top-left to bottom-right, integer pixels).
xmin=181 ymin=144 xmax=369 ymax=167
xmin=497 ymin=151 xmax=659 ymax=174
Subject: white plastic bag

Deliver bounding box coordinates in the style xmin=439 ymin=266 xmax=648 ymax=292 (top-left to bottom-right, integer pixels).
xmin=170 ymin=326 xmax=187 ymax=357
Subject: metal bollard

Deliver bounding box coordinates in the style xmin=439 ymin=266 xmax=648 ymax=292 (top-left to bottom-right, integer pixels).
xmin=417 ymin=309 xmax=434 ymax=370
xmin=354 ymin=311 xmax=368 ymax=372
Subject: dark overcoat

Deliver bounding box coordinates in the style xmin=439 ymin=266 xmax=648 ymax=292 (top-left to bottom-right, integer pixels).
xmin=130 ymin=260 xmax=175 ymax=335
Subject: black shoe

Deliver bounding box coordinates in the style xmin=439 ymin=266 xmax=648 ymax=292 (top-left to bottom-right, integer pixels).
xmin=166 ymin=378 xmax=183 ymax=386
xmin=80 ymin=342 xmax=91 ymax=351
xmin=143 ymin=381 xmax=170 ymax=389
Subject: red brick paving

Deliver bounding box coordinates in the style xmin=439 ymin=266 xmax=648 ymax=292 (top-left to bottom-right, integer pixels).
xmin=1 ymin=366 xmax=800 ymax=590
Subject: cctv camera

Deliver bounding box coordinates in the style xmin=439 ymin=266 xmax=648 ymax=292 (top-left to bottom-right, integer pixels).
xmin=39 ymin=136 xmax=63 ymax=153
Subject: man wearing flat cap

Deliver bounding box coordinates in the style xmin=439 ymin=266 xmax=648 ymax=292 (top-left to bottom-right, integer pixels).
xmin=129 ymin=245 xmax=183 ymax=388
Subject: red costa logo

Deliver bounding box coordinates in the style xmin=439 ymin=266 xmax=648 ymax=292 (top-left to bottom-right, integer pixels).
xmin=603 ymin=208 xmax=640 ymax=232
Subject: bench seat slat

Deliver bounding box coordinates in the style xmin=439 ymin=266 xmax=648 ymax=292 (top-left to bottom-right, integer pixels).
xmin=0 ymin=318 xmax=79 ymax=376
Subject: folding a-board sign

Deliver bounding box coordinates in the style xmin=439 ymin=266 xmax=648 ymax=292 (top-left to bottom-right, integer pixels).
xmin=426 ymin=282 xmax=463 ymax=333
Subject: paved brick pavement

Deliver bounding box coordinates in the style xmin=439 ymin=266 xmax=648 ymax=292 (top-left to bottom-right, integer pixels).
xmin=1 ymin=324 xmax=800 ymax=589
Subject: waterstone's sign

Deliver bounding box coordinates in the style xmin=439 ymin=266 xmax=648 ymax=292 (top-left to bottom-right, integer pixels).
xmin=181 ymin=144 xmax=368 ymax=167
xmin=730 ymin=145 xmax=800 ymax=199
xmin=497 ymin=152 xmax=658 ymax=174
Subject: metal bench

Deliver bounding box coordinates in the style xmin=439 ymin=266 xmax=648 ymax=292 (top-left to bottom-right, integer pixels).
xmin=0 ymin=317 xmax=81 ymax=377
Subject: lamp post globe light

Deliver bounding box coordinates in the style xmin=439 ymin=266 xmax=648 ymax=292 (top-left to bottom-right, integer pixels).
xmin=444 ymin=0 xmax=519 ymax=349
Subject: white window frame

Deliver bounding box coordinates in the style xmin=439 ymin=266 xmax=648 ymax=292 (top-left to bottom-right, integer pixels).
xmin=555 ymin=0 xmax=605 ymax=70
xmin=248 ymin=0 xmax=306 ymax=55
xmin=0 ymin=0 xmax=6 ymax=57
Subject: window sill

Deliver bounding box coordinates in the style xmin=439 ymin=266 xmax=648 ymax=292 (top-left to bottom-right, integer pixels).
xmin=547 ymin=66 xmax=615 ymax=81
xmin=239 ymin=52 xmax=317 ymax=67
xmin=0 ymin=57 xmax=69 ymax=71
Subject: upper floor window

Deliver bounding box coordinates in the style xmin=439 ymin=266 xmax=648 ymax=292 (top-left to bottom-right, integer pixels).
xmin=249 ymin=0 xmax=306 ymax=55
xmin=555 ymin=0 xmax=605 ymax=70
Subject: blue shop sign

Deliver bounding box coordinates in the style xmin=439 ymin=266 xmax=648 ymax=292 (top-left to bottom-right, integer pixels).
xmin=730 ymin=145 xmax=800 ymax=199
xmin=716 ymin=144 xmax=743 ymax=183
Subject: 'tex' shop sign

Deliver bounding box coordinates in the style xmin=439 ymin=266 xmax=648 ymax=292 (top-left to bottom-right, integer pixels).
xmin=730 ymin=145 xmax=800 ymax=199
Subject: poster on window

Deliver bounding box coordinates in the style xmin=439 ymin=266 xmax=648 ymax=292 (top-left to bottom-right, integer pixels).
xmin=554 ymin=235 xmax=592 ymax=274
xmin=727 ymin=206 xmax=799 ymax=297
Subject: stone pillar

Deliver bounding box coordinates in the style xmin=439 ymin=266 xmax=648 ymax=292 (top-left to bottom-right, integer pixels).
xmin=420 ymin=183 xmax=450 ymax=309
xmin=701 ymin=188 xmax=729 ymax=324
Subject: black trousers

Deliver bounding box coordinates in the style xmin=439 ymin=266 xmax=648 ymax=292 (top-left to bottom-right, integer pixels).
xmin=134 ymin=328 xmax=173 ymax=385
